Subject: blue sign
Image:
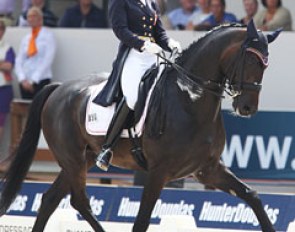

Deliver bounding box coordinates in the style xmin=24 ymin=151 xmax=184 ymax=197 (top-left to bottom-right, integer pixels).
xmin=5 ymin=182 xmax=295 ymax=231
xmin=222 ymin=110 xmax=295 ymax=180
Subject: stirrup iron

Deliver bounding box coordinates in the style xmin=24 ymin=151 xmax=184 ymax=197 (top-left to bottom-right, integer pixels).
xmin=96 ymin=148 xmax=113 ymax=171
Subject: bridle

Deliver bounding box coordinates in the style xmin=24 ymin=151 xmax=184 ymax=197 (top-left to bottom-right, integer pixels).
xmin=225 ymin=41 xmax=269 ymax=98
xmin=157 ymin=40 xmax=269 ymax=99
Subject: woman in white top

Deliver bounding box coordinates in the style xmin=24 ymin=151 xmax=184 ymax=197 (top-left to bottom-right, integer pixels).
xmin=254 ymin=0 xmax=292 ymax=31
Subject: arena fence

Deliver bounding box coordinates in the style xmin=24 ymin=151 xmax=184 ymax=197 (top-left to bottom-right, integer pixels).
xmin=2 ymin=182 xmax=295 ymax=232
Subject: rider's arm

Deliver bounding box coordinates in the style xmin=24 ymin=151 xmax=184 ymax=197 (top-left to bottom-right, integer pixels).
xmin=108 ymin=0 xmax=145 ymax=51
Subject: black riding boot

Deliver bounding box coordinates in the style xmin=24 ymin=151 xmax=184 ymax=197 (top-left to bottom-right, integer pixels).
xmin=96 ymin=98 xmax=130 ymax=171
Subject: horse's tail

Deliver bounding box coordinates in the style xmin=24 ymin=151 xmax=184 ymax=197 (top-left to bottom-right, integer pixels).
xmin=0 ymin=83 xmax=60 ymax=215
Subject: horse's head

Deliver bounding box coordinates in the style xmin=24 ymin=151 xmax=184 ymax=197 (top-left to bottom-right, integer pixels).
xmin=228 ymin=20 xmax=281 ymax=116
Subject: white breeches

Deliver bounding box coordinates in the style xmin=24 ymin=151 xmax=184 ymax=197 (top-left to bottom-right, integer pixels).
xmin=121 ymin=48 xmax=157 ymax=110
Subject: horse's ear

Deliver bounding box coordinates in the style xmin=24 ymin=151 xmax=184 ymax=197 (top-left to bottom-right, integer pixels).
xmin=247 ymin=19 xmax=259 ymax=39
xmin=267 ymin=28 xmax=283 ymax=44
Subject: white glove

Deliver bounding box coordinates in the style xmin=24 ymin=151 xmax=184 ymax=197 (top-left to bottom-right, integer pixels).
xmin=142 ymin=41 xmax=163 ymax=54
xmin=168 ymin=38 xmax=182 ymax=53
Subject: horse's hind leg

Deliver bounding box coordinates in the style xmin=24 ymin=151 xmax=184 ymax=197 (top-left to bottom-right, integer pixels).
xmin=68 ymin=164 xmax=105 ymax=232
xmin=133 ymin=171 xmax=166 ymax=232
xmin=32 ymin=170 xmax=70 ymax=232
xmin=194 ymin=163 xmax=275 ymax=232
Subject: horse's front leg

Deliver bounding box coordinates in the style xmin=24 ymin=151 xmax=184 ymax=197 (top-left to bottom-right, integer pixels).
xmin=194 ymin=162 xmax=275 ymax=232
xmin=133 ymin=170 xmax=166 ymax=232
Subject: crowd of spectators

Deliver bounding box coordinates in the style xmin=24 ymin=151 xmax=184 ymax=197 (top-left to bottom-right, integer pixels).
xmin=163 ymin=0 xmax=292 ymax=31
xmin=0 ymin=0 xmax=293 ymax=30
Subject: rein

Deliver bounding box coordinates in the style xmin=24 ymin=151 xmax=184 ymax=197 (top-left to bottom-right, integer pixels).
xmin=157 ymin=53 xmax=225 ymax=98
xmin=157 ymin=44 xmax=267 ymax=99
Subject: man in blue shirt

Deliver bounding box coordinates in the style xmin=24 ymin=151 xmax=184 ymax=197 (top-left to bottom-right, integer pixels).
xmin=59 ymin=0 xmax=107 ymax=28
xmin=167 ymin=0 xmax=198 ymax=30
xmin=194 ymin=0 xmax=238 ymax=31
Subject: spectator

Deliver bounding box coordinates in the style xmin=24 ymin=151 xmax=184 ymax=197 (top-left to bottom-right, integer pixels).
xmin=17 ymin=0 xmax=58 ymax=27
xmin=186 ymin=0 xmax=211 ymax=30
xmin=0 ymin=0 xmax=15 ymax=26
xmin=0 ymin=20 xmax=15 ymax=142
xmin=167 ymin=0 xmax=198 ymax=30
xmin=59 ymin=0 xmax=107 ymax=28
xmin=240 ymin=0 xmax=258 ymax=25
xmin=254 ymin=0 xmax=292 ymax=31
xmin=15 ymin=7 xmax=56 ymax=100
xmin=194 ymin=0 xmax=238 ymax=31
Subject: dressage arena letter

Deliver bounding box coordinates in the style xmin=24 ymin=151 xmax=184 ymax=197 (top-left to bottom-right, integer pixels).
xmin=0 ymin=225 xmax=32 ymax=232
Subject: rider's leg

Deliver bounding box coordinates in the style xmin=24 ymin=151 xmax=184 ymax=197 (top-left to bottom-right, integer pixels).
xmin=96 ymin=49 xmax=156 ymax=171
xmin=96 ymin=98 xmax=130 ymax=171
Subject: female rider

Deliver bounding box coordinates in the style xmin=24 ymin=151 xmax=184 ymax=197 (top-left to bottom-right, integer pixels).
xmin=94 ymin=0 xmax=182 ymax=171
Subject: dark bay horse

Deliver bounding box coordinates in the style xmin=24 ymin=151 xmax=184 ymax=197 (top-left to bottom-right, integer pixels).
xmin=0 ymin=21 xmax=280 ymax=232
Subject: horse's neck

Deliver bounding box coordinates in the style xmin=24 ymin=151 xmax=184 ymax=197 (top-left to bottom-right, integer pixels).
xmin=165 ymin=71 xmax=222 ymax=123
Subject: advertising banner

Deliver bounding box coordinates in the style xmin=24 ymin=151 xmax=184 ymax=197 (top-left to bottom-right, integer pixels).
xmin=5 ymin=182 xmax=295 ymax=231
xmin=222 ymin=110 xmax=295 ymax=180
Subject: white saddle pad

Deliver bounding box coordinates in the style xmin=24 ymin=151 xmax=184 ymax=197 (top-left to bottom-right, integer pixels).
xmin=85 ymin=63 xmax=165 ymax=138
xmin=85 ymin=81 xmax=149 ymax=138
